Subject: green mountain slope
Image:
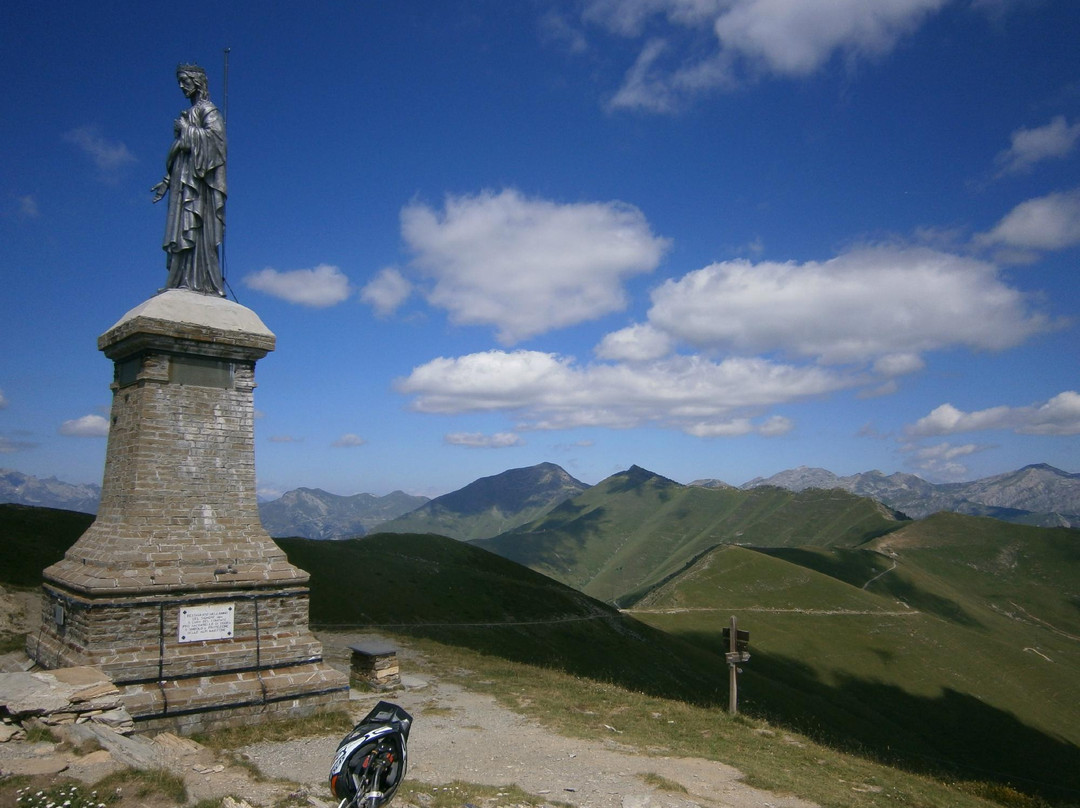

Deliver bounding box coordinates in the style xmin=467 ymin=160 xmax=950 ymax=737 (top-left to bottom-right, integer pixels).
xmin=475 ymin=466 xmax=907 ymax=603
xmin=627 ymin=519 xmax=1080 ymax=802
xmin=869 ymin=511 xmax=1080 ymax=637
xmin=378 ymin=462 xmax=589 ymax=541
xmin=274 ymin=532 xmax=728 ymax=704
xmin=0 ymin=504 xmax=93 ymax=587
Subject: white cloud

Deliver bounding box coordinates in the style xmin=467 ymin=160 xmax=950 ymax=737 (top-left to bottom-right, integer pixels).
xmin=907 ymin=391 xmax=1080 ymax=437
xmin=995 ymin=116 xmax=1080 ymax=176
xmin=595 ymin=323 xmax=675 ymax=361
xmin=645 ymin=246 xmax=1054 ymax=364
xmin=361 ymin=267 xmax=413 ymax=316
xmin=977 ymin=189 xmax=1080 ymax=251
xmin=908 ymin=441 xmax=983 ymax=462
xmin=64 ymin=126 xmax=136 ymax=175
xmin=712 ymin=0 xmax=945 ymax=76
xmin=685 ymin=414 xmax=793 ymax=438
xmin=444 ymin=432 xmax=525 ymax=448
xmin=606 ymin=37 xmax=739 ymax=113
xmin=396 ymin=349 xmax=849 ymax=434
xmin=243 ymin=264 xmax=352 ymax=307
xmin=873 ymin=353 xmax=925 ymax=377
xmin=332 ymin=433 xmax=367 ymax=448
xmin=0 ymin=388 xmax=7 ymax=409
xmin=902 ymin=440 xmax=988 ymax=478
xmin=588 ymin=0 xmax=948 ymax=111
xmin=758 ymin=414 xmax=794 ymax=436
xmin=59 ymin=414 xmax=109 ymax=437
xmin=401 ymin=189 xmax=670 ymax=343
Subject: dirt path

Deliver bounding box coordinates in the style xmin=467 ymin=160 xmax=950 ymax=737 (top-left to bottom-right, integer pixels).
xmin=239 ymin=633 xmax=817 ymax=808
xmin=0 ymin=620 xmax=817 ymax=808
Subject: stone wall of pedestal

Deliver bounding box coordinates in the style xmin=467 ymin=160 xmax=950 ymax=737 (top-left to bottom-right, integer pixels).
xmin=26 ymin=290 xmax=349 ymax=732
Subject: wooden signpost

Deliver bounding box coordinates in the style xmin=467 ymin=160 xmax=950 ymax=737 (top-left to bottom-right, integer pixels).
xmin=722 ymin=616 xmax=750 ymax=714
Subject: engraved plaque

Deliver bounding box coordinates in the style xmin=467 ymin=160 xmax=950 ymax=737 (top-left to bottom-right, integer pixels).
xmin=178 ymin=603 xmax=235 ymax=643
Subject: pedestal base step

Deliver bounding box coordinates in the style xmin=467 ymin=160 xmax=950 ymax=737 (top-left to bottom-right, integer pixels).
xmin=119 ymin=661 xmax=350 ymax=735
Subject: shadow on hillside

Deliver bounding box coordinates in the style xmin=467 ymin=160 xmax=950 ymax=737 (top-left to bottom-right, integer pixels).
xmin=0 ymin=504 xmax=93 ymax=587
xmin=492 ymin=507 xmax=610 ymax=565
xmin=755 ymin=546 xmax=887 ymax=587
xmin=392 ymin=613 xmax=728 ymax=709
xmin=754 ymin=547 xmax=983 ymax=628
xmin=868 ymin=571 xmax=982 ymax=627
xmin=733 ymin=650 xmax=1080 ymax=804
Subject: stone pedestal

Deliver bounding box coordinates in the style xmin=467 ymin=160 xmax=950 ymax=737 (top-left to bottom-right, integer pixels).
xmin=349 ymin=643 xmax=400 ymax=690
xmin=27 ymin=290 xmax=349 ymax=733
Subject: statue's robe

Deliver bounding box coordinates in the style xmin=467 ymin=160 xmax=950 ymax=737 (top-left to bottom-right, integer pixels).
xmin=163 ymin=99 xmax=227 ymax=295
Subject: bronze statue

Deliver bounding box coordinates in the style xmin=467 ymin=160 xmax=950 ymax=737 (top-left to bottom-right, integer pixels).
xmin=152 ymin=64 xmax=227 ymax=296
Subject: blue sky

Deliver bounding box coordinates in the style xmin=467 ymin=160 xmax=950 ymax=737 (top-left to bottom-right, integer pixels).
xmin=2 ymin=0 xmax=1078 ymax=499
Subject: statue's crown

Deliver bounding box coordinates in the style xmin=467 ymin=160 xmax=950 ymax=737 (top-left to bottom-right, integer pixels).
xmin=176 ymin=63 xmax=206 ymax=76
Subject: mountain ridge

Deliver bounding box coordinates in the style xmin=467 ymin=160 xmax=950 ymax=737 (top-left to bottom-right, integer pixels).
xmin=4 ymin=461 xmax=1076 ymax=536
xmin=475 ymin=465 xmax=908 ymax=604
xmin=0 ymin=469 xmax=101 ymax=515
xmin=736 ymin=462 xmax=1079 ymax=526
xmin=257 ymin=487 xmax=429 ymax=540
xmin=377 ymin=461 xmax=589 ymax=541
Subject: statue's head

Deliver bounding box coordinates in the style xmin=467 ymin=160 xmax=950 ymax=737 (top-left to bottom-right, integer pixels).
xmin=176 ymin=64 xmax=209 ymax=99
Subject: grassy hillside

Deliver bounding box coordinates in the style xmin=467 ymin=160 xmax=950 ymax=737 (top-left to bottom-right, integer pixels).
xmin=870 ymin=511 xmax=1080 ymax=637
xmin=274 ymin=532 xmax=730 ymax=705
xmin=476 ymin=466 xmax=907 ymax=603
xmin=0 ymin=504 xmax=92 ymax=587
xmin=627 ymin=525 xmax=1080 ymax=803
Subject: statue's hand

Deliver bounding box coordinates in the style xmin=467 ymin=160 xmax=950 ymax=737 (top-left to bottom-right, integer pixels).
xmin=151 ymin=179 xmax=168 ymax=203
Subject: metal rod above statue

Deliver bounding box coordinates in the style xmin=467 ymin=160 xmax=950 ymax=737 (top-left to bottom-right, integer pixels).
xmin=151 ymin=64 xmax=227 ymax=297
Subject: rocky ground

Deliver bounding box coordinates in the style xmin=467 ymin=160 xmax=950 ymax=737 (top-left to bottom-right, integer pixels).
xmin=0 ymin=593 xmax=816 ymax=808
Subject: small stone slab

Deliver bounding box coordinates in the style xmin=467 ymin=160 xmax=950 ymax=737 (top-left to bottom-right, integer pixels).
xmin=1 ymin=756 xmax=70 ymax=776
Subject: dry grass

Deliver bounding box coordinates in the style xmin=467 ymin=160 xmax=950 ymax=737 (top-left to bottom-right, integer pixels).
xmin=638 ymin=772 xmax=688 ymax=793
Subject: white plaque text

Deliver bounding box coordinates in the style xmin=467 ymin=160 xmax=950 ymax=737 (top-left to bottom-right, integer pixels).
xmin=178 ymin=604 xmax=235 ymax=643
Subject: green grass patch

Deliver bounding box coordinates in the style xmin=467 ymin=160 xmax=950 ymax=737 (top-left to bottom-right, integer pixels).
xmin=93 ymin=769 xmax=186 ymax=804
xmin=22 ymin=725 xmax=59 ymax=745
xmin=189 ymin=800 xmax=228 ymax=808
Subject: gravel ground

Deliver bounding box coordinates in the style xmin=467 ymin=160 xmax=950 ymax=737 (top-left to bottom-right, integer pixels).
xmin=238 ymin=633 xmax=818 ymax=808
